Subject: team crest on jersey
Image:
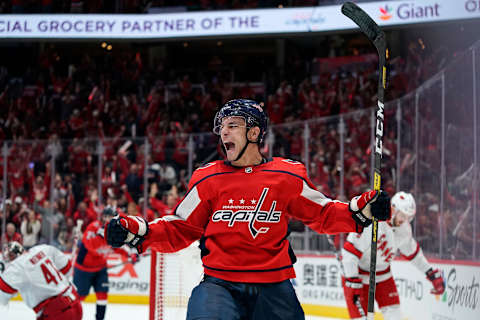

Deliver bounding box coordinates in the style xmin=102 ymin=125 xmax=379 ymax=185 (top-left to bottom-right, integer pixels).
xmin=212 ymin=188 xmax=281 ymax=239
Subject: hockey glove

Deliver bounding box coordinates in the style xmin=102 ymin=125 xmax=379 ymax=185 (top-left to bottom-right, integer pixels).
xmin=344 ymin=277 xmax=365 ymax=315
xmin=426 ymin=268 xmax=445 ymax=295
xmin=106 ymin=215 xmax=149 ymax=251
xmin=349 ymin=190 xmax=391 ymax=227
xmin=129 ymin=253 xmax=140 ymax=264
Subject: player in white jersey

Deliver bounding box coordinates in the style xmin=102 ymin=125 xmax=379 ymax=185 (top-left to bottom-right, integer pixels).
xmin=340 ymin=191 xmax=445 ymax=320
xmin=0 ymin=241 xmax=83 ymax=320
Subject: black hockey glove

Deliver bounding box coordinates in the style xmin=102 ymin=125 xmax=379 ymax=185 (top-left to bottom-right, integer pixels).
xmin=106 ymin=215 xmax=149 ymax=252
xmin=349 ymin=190 xmax=391 ymax=227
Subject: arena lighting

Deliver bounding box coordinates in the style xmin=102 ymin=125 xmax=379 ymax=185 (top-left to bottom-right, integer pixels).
xmin=106 ymin=44 xmax=112 ymax=50
xmin=101 ymin=42 xmax=107 ymax=48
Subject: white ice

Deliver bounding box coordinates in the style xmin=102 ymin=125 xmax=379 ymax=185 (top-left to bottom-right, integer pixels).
xmin=2 ymin=300 xmax=339 ymax=320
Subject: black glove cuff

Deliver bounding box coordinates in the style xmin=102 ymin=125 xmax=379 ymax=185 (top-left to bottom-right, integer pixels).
xmin=351 ymin=210 xmax=372 ymax=228
xmin=128 ymin=234 xmax=146 ymax=251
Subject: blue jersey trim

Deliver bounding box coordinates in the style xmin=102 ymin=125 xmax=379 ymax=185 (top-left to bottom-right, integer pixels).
xmin=203 ymin=263 xmax=293 ymax=273
xmin=260 ymin=169 xmax=306 ymax=183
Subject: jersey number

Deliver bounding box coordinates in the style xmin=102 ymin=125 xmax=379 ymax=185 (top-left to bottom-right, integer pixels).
xmin=40 ymin=259 xmax=63 ymax=285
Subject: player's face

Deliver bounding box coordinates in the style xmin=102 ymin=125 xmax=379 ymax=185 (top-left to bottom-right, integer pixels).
xmin=103 ymin=215 xmax=114 ymax=224
xmin=220 ymin=116 xmax=248 ymax=161
xmin=392 ymin=209 xmax=410 ymax=226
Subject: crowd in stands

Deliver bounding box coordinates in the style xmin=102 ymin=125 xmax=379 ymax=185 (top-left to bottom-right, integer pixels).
xmin=0 ymin=33 xmax=476 ymax=260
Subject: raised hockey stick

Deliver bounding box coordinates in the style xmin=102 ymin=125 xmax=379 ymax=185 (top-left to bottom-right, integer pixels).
xmin=69 ymin=219 xmax=83 ymax=279
xmin=341 ymin=3 xmax=388 ymax=320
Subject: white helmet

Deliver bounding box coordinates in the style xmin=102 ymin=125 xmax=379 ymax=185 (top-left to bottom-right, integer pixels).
xmin=2 ymin=241 xmax=24 ymax=262
xmin=391 ymin=191 xmax=416 ymax=222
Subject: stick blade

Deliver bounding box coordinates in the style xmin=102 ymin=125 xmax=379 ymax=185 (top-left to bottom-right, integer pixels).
xmin=341 ymin=2 xmax=383 ymax=43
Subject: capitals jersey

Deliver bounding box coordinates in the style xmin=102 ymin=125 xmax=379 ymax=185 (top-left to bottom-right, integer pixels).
xmin=75 ymin=220 xmax=128 ymax=272
xmin=341 ymin=221 xmax=431 ymax=283
xmin=144 ymin=157 xmax=362 ymax=283
xmin=0 ymin=244 xmax=72 ymax=309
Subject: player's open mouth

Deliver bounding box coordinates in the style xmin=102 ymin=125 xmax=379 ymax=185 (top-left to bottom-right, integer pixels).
xmin=224 ymin=142 xmax=235 ymax=151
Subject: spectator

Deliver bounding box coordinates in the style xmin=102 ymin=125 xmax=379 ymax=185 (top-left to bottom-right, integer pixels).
xmin=125 ymin=163 xmax=142 ymax=202
xmin=20 ymin=209 xmax=41 ymax=249
xmin=33 ymin=194 xmax=65 ymax=244
xmin=72 ymin=201 xmax=97 ymax=232
xmin=4 ymin=222 xmax=23 ymax=244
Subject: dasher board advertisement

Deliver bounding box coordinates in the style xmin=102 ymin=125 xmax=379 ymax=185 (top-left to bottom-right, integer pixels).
xmin=293 ymin=255 xmax=480 ymax=320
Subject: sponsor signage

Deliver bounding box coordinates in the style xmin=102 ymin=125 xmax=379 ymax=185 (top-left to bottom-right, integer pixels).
xmin=390 ymin=261 xmax=480 ymax=320
xmin=63 ymin=250 xmax=479 ymax=320
xmin=0 ymin=0 xmax=478 ymax=39
xmin=293 ymin=255 xmax=480 ymax=320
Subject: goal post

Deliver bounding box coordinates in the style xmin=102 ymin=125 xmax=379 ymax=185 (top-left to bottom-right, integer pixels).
xmin=149 ymin=243 xmax=204 ymax=320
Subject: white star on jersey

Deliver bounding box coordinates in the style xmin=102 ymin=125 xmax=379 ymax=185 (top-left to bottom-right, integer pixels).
xmin=251 ymin=199 xmax=256 ymax=204
xmin=239 ymin=199 xmax=245 ymax=204
xmin=228 ymin=199 xmax=234 ymax=204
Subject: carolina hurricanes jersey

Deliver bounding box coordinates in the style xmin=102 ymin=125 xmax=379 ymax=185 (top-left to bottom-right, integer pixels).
xmin=144 ymin=157 xmax=362 ymax=283
xmin=341 ymin=221 xmax=431 ymax=283
xmin=75 ymin=220 xmax=128 ymax=272
xmin=0 ymin=244 xmax=72 ymax=308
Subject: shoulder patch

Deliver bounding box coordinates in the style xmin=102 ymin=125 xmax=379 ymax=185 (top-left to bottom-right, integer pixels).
xmin=198 ymin=162 xmax=217 ymax=170
xmin=282 ymin=159 xmax=302 ymax=165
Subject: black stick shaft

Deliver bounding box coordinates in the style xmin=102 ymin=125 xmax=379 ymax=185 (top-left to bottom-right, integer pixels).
xmin=341 ymin=3 xmax=388 ymax=319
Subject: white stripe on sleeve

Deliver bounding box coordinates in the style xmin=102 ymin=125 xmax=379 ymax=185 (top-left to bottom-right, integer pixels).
xmin=300 ymin=181 xmax=332 ymax=207
xmin=176 ymin=186 xmax=202 ymax=220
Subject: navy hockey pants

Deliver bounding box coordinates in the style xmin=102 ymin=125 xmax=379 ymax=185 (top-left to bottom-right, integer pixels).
xmin=73 ymin=267 xmax=109 ymax=296
xmin=186 ymin=275 xmax=305 ymax=320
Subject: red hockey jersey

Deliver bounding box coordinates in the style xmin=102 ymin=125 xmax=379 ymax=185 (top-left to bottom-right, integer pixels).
xmin=144 ymin=157 xmax=361 ymax=283
xmin=74 ymin=220 xmax=127 ymax=272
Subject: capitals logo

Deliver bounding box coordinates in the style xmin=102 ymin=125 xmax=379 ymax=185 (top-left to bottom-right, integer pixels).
xmin=212 ymin=188 xmax=281 ymax=239
xmin=379 ymin=5 xmax=393 ymax=21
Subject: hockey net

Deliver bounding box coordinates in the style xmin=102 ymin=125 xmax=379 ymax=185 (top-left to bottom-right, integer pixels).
xmin=149 ymin=243 xmax=203 ymax=320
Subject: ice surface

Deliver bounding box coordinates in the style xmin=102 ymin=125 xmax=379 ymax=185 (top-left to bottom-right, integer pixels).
xmin=2 ymin=300 xmax=337 ymax=320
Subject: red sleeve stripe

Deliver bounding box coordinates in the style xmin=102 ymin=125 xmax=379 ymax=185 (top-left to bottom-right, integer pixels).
xmin=344 ymin=241 xmax=362 ymax=258
xmin=60 ymin=259 xmax=72 ymax=275
xmin=0 ymin=276 xmax=17 ymax=294
xmin=402 ymin=243 xmax=420 ymax=261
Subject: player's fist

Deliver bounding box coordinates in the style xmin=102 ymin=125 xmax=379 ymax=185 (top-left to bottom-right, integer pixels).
xmin=426 ymin=268 xmax=445 ymax=295
xmin=106 ymin=215 xmax=149 ymax=251
xmin=349 ymin=190 xmax=391 ymax=226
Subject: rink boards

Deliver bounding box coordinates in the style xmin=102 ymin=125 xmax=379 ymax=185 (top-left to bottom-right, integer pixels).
xmin=10 ymin=252 xmax=479 ymax=320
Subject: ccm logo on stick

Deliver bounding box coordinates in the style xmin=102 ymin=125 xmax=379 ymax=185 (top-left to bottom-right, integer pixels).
xmin=375 ymin=101 xmax=384 ymax=156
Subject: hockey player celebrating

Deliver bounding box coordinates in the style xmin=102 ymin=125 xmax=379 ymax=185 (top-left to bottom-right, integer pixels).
xmin=73 ymin=206 xmax=136 ymax=320
xmin=105 ymin=99 xmax=392 ymax=319
xmin=0 ymin=241 xmax=82 ymax=320
xmin=341 ymin=191 xmax=445 ymax=320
